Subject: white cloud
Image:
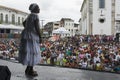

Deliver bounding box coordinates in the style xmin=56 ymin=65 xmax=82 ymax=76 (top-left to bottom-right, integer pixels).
xmin=0 ymin=0 xmax=83 ymax=24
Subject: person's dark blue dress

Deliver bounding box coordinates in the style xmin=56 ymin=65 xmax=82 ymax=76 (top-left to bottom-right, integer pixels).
xmin=18 ymin=3 xmax=41 ymax=76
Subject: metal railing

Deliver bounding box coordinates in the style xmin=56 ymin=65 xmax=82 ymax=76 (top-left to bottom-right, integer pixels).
xmin=0 ymin=33 xmax=20 ymax=38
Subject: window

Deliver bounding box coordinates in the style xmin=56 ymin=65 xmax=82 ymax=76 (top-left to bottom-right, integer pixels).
xmin=99 ymin=0 xmax=105 ymax=8
xmin=0 ymin=13 xmax=3 ymax=23
xmin=0 ymin=29 xmax=4 ymax=33
xmin=76 ymin=29 xmax=78 ymax=32
xmin=18 ymin=17 xmax=20 ymax=25
xmin=5 ymin=14 xmax=8 ymax=23
xmin=117 ymin=14 xmax=120 ymax=16
xmin=54 ymin=24 xmax=59 ymax=26
xmin=66 ymin=23 xmax=67 ymax=26
xmin=71 ymin=29 xmax=73 ymax=32
xmin=6 ymin=29 xmax=10 ymax=33
xmin=12 ymin=14 xmax=15 ymax=24
xmin=22 ymin=17 xmax=24 ymax=23
xmin=99 ymin=18 xmax=105 ymax=23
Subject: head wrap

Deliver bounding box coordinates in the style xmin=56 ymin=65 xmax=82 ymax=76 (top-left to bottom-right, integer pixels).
xmin=29 ymin=3 xmax=38 ymax=11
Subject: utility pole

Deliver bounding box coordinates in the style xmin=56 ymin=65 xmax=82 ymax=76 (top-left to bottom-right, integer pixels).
xmin=40 ymin=20 xmax=45 ymax=39
xmin=40 ymin=20 xmax=45 ymax=29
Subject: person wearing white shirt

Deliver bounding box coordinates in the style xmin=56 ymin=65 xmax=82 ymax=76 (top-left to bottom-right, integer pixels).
xmin=93 ymin=54 xmax=101 ymax=64
xmin=57 ymin=52 xmax=64 ymax=66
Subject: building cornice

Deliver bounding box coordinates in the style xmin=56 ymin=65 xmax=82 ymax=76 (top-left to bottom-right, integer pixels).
xmin=80 ymin=0 xmax=86 ymax=12
xmin=0 ymin=5 xmax=28 ymax=15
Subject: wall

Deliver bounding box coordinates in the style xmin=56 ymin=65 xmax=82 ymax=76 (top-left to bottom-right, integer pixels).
xmin=93 ymin=0 xmax=112 ymax=35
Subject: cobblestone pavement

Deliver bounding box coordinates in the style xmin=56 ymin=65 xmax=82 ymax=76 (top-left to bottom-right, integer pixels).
xmin=0 ymin=59 xmax=120 ymax=80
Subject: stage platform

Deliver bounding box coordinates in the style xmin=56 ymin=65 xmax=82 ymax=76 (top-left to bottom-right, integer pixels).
xmin=0 ymin=59 xmax=120 ymax=80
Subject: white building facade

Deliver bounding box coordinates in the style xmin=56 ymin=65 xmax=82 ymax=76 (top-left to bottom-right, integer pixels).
xmin=115 ymin=0 xmax=120 ymax=33
xmin=44 ymin=18 xmax=79 ymax=37
xmin=80 ymin=0 xmax=93 ymax=35
xmin=0 ymin=5 xmax=28 ymax=34
xmin=60 ymin=18 xmax=78 ymax=36
xmin=80 ymin=0 xmax=120 ymax=35
xmin=44 ymin=21 xmax=60 ymax=36
xmin=93 ymin=0 xmax=113 ymax=35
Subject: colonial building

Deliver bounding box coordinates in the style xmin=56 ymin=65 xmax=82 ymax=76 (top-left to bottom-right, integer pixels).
xmin=44 ymin=21 xmax=60 ymax=36
xmin=115 ymin=0 xmax=120 ymax=33
xmin=0 ymin=5 xmax=28 ymax=34
xmin=78 ymin=18 xmax=82 ymax=34
xmin=44 ymin=18 xmax=79 ymax=37
xmin=80 ymin=0 xmax=120 ymax=35
xmin=80 ymin=0 xmax=93 ymax=35
xmin=60 ymin=18 xmax=79 ymax=36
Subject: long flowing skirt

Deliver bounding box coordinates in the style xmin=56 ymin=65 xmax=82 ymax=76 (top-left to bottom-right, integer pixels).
xmin=19 ymin=38 xmax=41 ymax=66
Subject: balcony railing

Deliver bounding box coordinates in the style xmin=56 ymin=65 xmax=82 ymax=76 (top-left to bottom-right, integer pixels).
xmin=0 ymin=21 xmax=23 ymax=26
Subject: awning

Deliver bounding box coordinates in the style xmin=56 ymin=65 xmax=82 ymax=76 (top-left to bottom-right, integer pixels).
xmin=52 ymin=27 xmax=70 ymax=34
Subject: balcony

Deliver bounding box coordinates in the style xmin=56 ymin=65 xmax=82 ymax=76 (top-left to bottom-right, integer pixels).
xmin=0 ymin=21 xmax=23 ymax=26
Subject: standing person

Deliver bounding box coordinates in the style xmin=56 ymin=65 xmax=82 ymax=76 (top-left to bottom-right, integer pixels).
xmin=50 ymin=50 xmax=57 ymax=65
xmin=19 ymin=3 xmax=41 ymax=76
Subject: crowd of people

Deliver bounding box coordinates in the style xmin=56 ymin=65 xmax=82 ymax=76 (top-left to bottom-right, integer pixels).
xmin=0 ymin=39 xmax=19 ymax=60
xmin=0 ymin=35 xmax=120 ymax=73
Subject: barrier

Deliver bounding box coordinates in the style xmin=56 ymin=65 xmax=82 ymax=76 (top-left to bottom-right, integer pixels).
xmin=0 ymin=33 xmax=20 ymax=38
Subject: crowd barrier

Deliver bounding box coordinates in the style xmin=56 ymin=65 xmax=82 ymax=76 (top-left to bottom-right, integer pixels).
xmin=0 ymin=33 xmax=20 ymax=38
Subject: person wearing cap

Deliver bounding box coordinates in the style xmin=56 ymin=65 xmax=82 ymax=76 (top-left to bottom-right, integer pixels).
xmin=19 ymin=3 xmax=41 ymax=76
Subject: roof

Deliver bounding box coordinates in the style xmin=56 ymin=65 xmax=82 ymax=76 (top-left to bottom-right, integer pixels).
xmin=61 ymin=18 xmax=74 ymax=21
xmin=0 ymin=5 xmax=28 ymax=15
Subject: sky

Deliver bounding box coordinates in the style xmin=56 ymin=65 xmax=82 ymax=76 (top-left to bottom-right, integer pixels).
xmin=0 ymin=0 xmax=83 ymax=24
